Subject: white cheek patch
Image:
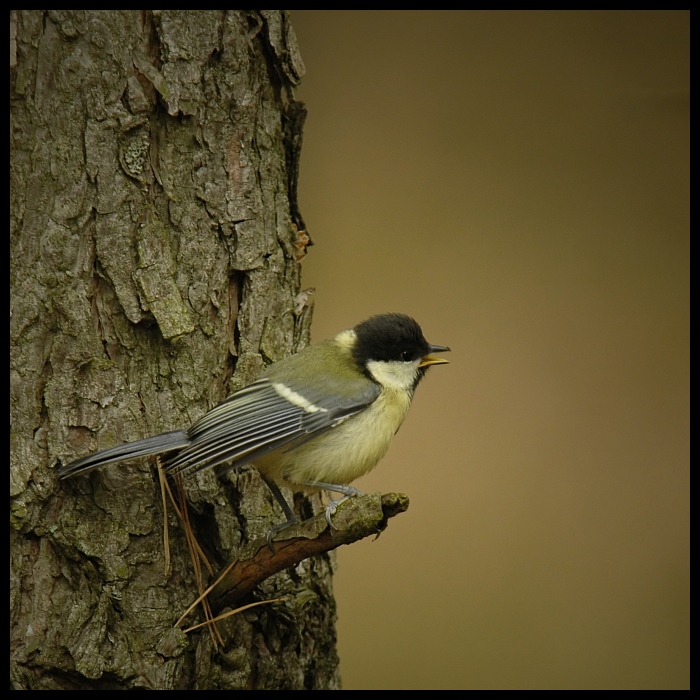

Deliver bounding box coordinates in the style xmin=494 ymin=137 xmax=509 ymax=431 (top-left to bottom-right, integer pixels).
xmin=272 ymin=382 xmax=329 ymax=414
xmin=366 ymin=359 xmax=420 ymax=391
xmin=333 ymin=329 xmax=358 ymax=350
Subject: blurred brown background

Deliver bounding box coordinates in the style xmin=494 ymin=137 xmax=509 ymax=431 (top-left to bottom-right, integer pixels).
xmin=290 ymin=10 xmax=689 ymax=689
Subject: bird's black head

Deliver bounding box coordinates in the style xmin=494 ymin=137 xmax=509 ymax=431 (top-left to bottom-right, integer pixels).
xmin=349 ymin=313 xmax=450 ymax=391
xmin=352 ymin=313 xmax=433 ymax=366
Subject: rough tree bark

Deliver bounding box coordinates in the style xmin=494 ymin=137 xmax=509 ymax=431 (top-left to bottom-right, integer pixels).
xmin=10 ymin=10 xmax=342 ymax=689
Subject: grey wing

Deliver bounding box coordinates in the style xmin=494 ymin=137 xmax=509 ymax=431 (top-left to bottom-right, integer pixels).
xmin=163 ymin=377 xmax=379 ymax=477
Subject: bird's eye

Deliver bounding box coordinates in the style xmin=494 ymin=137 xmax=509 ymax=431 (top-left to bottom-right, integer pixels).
xmin=400 ymin=350 xmax=413 ymax=362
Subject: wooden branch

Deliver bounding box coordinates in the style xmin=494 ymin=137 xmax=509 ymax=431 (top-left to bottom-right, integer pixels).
xmin=207 ymin=492 xmax=409 ymax=613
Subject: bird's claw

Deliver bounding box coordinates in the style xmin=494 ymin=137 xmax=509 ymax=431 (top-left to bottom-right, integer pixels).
xmin=325 ymin=501 xmax=340 ymax=529
xmin=323 ymin=486 xmax=364 ymax=529
xmin=265 ymin=516 xmax=299 ymax=552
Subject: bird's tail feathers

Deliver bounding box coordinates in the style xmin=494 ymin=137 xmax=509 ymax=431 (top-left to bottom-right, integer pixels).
xmin=58 ymin=430 xmax=191 ymax=478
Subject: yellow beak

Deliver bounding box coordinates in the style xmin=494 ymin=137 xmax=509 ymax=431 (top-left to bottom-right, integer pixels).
xmin=419 ymin=343 xmax=450 ymax=368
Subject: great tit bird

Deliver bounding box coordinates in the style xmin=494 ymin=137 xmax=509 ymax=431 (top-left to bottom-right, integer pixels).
xmin=58 ymin=313 xmax=450 ymax=532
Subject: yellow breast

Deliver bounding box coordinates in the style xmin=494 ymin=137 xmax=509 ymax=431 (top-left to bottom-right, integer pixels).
xmin=255 ymin=387 xmax=412 ymax=490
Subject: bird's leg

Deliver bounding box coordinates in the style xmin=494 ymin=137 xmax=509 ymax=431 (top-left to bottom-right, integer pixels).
xmin=260 ymin=476 xmax=299 ymax=547
xmin=297 ymin=480 xmax=364 ymax=529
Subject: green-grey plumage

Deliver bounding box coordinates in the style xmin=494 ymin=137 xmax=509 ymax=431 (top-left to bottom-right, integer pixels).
xmin=57 ymin=313 xmax=450 ymax=531
xmin=264 ymin=338 xmax=381 ymax=413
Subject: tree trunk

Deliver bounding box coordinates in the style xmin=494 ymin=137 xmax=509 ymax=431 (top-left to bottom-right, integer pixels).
xmin=10 ymin=10 xmax=340 ymax=689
